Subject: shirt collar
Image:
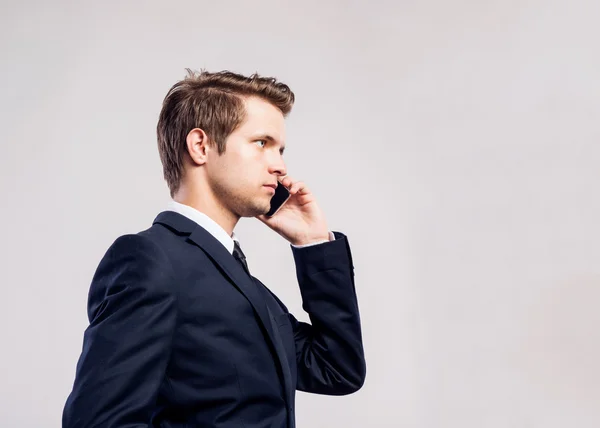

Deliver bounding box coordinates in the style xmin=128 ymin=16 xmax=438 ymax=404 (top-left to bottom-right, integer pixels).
xmin=166 ymin=200 xmax=237 ymax=254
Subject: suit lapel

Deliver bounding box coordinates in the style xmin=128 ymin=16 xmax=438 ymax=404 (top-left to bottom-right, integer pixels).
xmin=153 ymin=211 xmax=294 ymax=403
xmin=262 ymin=295 xmax=294 ymax=420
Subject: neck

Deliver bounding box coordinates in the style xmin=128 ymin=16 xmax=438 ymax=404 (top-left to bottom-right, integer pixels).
xmin=173 ymin=185 xmax=239 ymax=237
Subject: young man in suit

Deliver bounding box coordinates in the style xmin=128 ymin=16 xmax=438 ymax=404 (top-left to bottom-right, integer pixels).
xmin=63 ymin=70 xmax=366 ymax=428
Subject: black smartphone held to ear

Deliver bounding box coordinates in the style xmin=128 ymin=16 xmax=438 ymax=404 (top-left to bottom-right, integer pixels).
xmin=266 ymin=182 xmax=291 ymax=217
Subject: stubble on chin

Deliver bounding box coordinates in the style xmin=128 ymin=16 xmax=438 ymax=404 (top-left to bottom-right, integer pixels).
xmin=215 ymin=184 xmax=270 ymax=218
xmin=240 ymin=197 xmax=271 ymax=218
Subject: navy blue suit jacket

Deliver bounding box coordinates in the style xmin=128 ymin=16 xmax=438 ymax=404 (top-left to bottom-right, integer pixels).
xmin=63 ymin=211 xmax=365 ymax=427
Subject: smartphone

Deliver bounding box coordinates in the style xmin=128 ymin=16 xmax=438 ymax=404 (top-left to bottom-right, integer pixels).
xmin=266 ymin=182 xmax=291 ymax=217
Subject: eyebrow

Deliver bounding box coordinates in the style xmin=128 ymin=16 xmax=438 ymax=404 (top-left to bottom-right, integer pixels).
xmin=255 ymin=134 xmax=286 ymax=154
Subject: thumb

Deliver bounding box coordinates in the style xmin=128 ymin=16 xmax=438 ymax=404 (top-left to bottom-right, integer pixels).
xmin=256 ymin=214 xmax=272 ymax=225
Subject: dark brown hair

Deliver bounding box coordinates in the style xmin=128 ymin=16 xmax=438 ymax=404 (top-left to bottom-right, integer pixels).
xmin=157 ymin=69 xmax=295 ymax=197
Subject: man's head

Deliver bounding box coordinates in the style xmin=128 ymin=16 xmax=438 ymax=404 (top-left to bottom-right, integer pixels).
xmin=157 ymin=69 xmax=294 ymax=220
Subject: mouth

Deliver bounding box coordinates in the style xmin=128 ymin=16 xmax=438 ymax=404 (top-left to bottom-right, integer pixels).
xmin=263 ymin=184 xmax=277 ymax=190
xmin=263 ymin=185 xmax=276 ymax=193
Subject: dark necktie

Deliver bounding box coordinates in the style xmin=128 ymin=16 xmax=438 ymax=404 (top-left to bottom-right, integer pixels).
xmin=232 ymin=238 xmax=291 ymax=409
xmin=233 ymin=240 xmax=251 ymax=276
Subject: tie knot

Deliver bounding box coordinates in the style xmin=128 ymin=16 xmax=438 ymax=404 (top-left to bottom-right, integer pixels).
xmin=233 ymin=241 xmax=246 ymax=261
xmin=233 ymin=241 xmax=250 ymax=275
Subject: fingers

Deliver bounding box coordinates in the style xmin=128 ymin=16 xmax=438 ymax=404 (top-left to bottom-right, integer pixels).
xmin=279 ymin=176 xmax=308 ymax=195
xmin=279 ymin=176 xmax=292 ymax=188
xmin=289 ymin=181 xmax=307 ymax=195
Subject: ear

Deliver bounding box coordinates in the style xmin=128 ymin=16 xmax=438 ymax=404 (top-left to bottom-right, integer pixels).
xmin=186 ymin=128 xmax=210 ymax=166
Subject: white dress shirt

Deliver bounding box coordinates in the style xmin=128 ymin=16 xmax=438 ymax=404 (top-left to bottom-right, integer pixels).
xmin=166 ymin=201 xmax=334 ymax=255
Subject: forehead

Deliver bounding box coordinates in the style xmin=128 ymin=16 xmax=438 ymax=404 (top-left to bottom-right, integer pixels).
xmin=236 ymin=96 xmax=286 ymax=140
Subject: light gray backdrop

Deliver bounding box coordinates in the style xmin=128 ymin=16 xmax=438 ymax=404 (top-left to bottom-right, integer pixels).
xmin=1 ymin=0 xmax=599 ymax=427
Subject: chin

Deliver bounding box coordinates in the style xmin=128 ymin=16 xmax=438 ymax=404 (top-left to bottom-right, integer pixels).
xmin=238 ymin=200 xmax=271 ymax=218
xmin=257 ymin=202 xmax=272 ymax=216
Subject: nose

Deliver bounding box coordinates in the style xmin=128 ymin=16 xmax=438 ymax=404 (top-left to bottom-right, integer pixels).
xmin=268 ymin=156 xmax=287 ymax=177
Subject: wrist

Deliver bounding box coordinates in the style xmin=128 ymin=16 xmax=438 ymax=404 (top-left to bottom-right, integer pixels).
xmin=291 ymin=232 xmax=333 ymax=247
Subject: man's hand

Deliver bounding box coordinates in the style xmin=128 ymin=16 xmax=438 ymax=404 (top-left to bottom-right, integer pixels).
xmin=256 ymin=176 xmax=330 ymax=246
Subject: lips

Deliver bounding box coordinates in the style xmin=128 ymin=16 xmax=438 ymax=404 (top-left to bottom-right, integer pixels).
xmin=263 ymin=183 xmax=277 ymax=190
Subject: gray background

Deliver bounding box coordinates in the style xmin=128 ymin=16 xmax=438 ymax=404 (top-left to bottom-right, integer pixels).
xmin=1 ymin=0 xmax=599 ymax=427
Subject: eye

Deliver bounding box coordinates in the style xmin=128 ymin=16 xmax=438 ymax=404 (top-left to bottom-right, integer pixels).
xmin=255 ymin=140 xmax=267 ymax=148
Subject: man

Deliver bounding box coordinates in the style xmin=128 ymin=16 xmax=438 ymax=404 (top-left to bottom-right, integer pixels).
xmin=63 ymin=69 xmax=366 ymax=428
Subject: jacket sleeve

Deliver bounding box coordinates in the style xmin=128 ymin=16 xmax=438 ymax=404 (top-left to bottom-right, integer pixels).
xmin=62 ymin=234 xmax=177 ymax=428
xmin=289 ymin=231 xmax=366 ymax=395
